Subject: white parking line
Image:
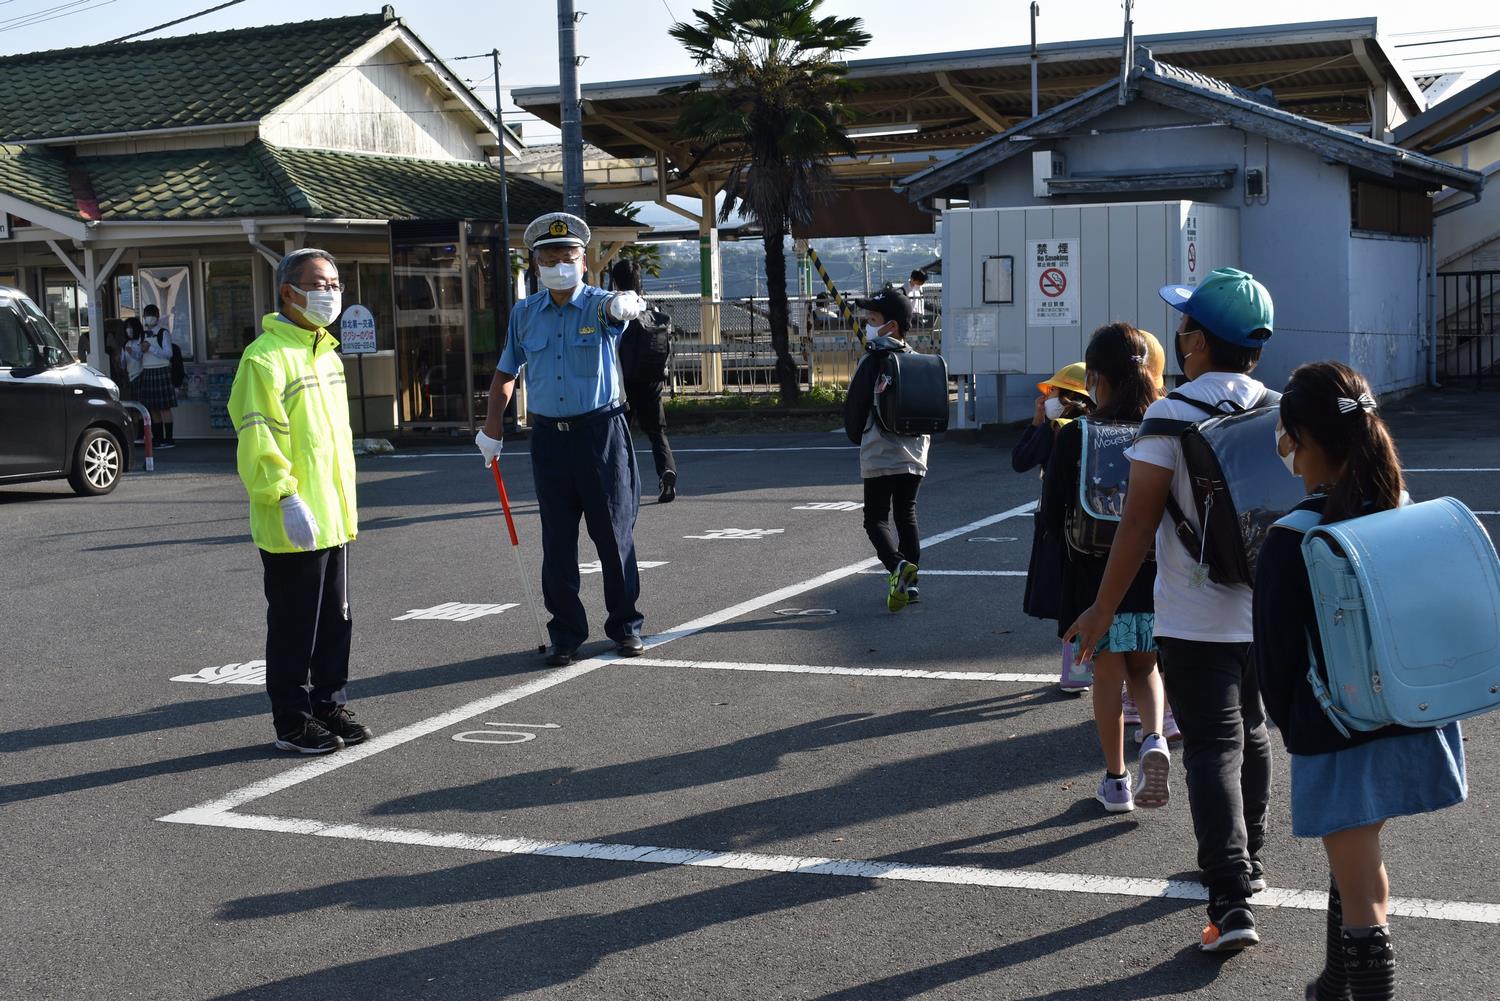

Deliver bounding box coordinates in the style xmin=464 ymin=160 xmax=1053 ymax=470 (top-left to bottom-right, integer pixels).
xmin=383 ymin=446 xmax=855 ymax=459
xmin=631 ymin=658 xmax=1055 ymax=684
xmin=1404 ymin=468 xmax=1500 ymax=473
xmin=854 ymin=569 xmax=1028 ymax=576
xmin=166 ymin=811 xmax=1500 ymax=925
xmin=159 ymin=500 xmax=1039 ymax=820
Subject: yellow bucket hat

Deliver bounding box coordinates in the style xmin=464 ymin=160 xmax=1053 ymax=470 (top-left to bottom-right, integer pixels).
xmin=1038 ymin=362 xmax=1088 ymax=397
xmin=1138 ymin=330 xmax=1166 ymax=390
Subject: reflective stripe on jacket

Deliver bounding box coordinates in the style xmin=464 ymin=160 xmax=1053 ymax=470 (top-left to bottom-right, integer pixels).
xmin=227 ymin=312 xmax=358 ymax=553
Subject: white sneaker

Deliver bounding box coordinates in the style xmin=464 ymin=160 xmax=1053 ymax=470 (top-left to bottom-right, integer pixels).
xmin=1135 ymin=733 xmax=1171 ymax=809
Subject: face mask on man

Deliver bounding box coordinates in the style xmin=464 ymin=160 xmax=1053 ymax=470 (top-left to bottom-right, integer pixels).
xmin=143 ymin=317 xmax=158 ymax=330
xmin=295 ymin=288 xmax=343 ymax=329
xmin=864 ymin=321 xmax=889 ymax=341
xmin=539 ymin=261 xmax=583 ymax=291
xmin=1043 ymin=396 xmax=1066 ymax=421
xmin=1175 ymin=328 xmax=1197 ymax=373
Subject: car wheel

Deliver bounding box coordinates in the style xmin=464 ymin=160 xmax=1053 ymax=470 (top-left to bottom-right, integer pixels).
xmin=67 ymin=428 xmax=123 ymax=496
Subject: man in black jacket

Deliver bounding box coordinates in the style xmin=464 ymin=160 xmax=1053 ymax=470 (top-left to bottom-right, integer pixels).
xmin=610 ymin=259 xmax=677 ymax=503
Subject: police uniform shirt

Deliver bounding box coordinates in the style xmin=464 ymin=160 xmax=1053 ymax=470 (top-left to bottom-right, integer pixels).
xmin=498 ymin=283 xmax=627 ymax=418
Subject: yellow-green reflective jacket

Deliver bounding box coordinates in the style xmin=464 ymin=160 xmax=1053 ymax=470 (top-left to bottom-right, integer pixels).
xmin=227 ymin=313 xmax=358 ymax=553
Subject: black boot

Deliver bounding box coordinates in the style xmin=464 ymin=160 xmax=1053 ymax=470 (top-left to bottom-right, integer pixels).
xmin=1307 ymin=877 xmax=1351 ymax=1001
xmin=1343 ymin=925 xmax=1395 ymax=1001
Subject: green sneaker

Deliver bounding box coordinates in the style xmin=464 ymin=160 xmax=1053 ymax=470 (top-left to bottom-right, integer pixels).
xmin=887 ymin=560 xmax=918 ymax=612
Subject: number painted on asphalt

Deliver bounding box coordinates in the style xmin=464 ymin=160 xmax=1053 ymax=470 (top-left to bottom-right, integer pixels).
xmin=393 ymin=602 xmax=518 ymax=622
xmin=683 ymin=528 xmax=786 ymax=540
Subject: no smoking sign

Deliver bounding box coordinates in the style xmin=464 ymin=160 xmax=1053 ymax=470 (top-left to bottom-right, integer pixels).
xmin=1039 ymin=268 xmax=1067 ymax=298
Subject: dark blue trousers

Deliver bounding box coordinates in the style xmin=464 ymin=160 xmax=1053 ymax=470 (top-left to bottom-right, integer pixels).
xmin=529 ymin=412 xmax=643 ymax=649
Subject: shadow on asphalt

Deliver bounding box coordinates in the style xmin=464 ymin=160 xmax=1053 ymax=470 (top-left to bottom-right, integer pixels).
xmin=209 ymin=862 xmax=1214 ymax=1000
xmin=0 ymin=652 xmax=547 ymax=766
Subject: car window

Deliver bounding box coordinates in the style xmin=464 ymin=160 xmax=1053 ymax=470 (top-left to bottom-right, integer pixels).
xmin=0 ymin=306 xmax=38 ymax=369
xmin=15 ymin=294 xmax=74 ymax=365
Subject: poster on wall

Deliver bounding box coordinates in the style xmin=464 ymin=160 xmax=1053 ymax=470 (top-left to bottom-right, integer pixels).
xmin=1026 ymin=239 xmax=1079 ymax=326
xmin=137 ymin=265 xmax=193 ymax=360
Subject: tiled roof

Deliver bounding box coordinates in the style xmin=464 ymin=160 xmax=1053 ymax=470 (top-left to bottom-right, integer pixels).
xmin=0 ymin=140 xmax=638 ymax=230
xmin=0 ymin=13 xmax=392 ymax=142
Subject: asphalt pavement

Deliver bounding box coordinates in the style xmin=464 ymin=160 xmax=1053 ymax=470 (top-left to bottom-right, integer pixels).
xmin=4 ymin=389 xmax=1498 ymax=1000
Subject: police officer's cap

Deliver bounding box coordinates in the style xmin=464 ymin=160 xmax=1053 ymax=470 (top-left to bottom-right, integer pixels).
xmin=525 ymin=212 xmax=590 ymax=250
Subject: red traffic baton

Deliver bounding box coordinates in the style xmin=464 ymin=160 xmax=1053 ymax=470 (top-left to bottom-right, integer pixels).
xmin=490 ymin=458 xmax=550 ymax=654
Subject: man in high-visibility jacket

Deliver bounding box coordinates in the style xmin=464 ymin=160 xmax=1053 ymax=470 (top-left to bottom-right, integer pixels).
xmin=228 ymin=248 xmax=368 ymax=754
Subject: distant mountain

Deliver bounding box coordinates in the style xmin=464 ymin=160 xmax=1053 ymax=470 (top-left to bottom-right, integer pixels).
xmin=639 ymin=234 xmax=940 ymax=300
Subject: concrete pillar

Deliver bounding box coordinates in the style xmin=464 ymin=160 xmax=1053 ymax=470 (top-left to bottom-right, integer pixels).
xmin=698 ymin=184 xmax=723 ymax=393
xmin=83 ymin=248 xmax=102 ymax=376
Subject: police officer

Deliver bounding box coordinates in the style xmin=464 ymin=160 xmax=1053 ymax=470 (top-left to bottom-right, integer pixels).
xmin=475 ymin=213 xmax=650 ymax=666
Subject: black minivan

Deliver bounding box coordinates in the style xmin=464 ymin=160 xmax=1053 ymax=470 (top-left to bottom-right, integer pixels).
xmin=0 ymin=286 xmax=134 ymax=495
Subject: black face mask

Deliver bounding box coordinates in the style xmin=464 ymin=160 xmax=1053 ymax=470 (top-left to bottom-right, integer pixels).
xmin=1175 ymin=330 xmax=1196 ymax=373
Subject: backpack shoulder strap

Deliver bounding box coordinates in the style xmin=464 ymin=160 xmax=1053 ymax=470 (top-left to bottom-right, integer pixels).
xmin=1136 ymin=417 xmax=1194 ymax=438
xmin=1165 ymin=390 xmax=1232 ymax=417
xmin=1273 ymin=509 xmax=1322 ymax=536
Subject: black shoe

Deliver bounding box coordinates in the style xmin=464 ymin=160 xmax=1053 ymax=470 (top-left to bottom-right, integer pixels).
xmin=658 ymin=471 xmax=676 ymax=504
xmin=274 ymin=719 xmax=344 ymax=755
xmin=545 ymin=646 xmax=576 ymax=667
xmin=616 ymin=635 xmax=645 ymax=657
xmin=1249 ymin=858 xmax=1267 ymax=893
xmin=314 ymin=705 xmax=371 ymax=746
xmin=1201 ymin=900 xmax=1259 ymax=953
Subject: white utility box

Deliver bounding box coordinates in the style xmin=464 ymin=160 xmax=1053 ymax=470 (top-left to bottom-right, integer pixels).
xmin=942 ymin=201 xmax=1240 ymax=415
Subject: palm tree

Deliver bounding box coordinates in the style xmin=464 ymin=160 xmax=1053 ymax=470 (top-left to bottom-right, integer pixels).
xmin=668 ymin=0 xmax=869 ymax=403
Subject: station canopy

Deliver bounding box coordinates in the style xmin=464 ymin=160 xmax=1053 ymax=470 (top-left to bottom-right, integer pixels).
xmin=512 ymin=17 xmax=1425 ymax=205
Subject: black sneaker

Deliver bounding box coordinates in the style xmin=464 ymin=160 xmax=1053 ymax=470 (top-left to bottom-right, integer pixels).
xmin=658 ymin=471 xmax=677 ymax=504
xmin=1249 ymin=859 xmax=1267 ymax=893
xmin=314 ymin=705 xmax=371 ymax=746
xmin=1200 ymin=900 xmax=1259 ymax=952
xmin=274 ymin=719 xmax=344 ymax=754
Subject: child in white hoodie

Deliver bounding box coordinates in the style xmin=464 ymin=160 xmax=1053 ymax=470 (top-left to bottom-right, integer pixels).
xmin=843 ymin=289 xmax=929 ymax=612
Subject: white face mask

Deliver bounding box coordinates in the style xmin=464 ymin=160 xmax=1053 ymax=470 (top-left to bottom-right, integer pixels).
xmin=296 ymin=288 xmax=342 ymax=329
xmin=1043 ymin=396 xmax=1066 ymax=420
xmin=1275 ymin=421 xmax=1297 ymax=477
xmin=539 ymin=261 xmax=583 ymax=291
xmin=143 ymin=317 xmax=158 ymax=330
xmin=864 ymin=321 xmax=888 ymax=340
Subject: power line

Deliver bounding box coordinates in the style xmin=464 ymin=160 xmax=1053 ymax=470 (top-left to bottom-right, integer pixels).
xmin=106 ymin=0 xmax=249 ymax=44
xmin=0 ymin=0 xmax=119 ymax=33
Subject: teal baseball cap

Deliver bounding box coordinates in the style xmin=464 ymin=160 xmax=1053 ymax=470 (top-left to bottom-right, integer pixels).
xmin=1158 ymin=267 xmax=1274 ymax=348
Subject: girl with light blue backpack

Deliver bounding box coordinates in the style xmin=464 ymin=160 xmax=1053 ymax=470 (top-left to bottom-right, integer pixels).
xmin=1254 ymin=361 xmax=1469 ymax=1001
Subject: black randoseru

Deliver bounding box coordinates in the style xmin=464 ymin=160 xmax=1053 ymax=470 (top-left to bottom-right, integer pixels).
xmin=872 ymin=351 xmax=949 ymax=435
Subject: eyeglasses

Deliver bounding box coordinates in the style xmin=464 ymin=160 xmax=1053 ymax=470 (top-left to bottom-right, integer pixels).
xmin=299 ymin=282 xmax=344 ymax=293
xmin=535 ymin=250 xmax=583 ymax=266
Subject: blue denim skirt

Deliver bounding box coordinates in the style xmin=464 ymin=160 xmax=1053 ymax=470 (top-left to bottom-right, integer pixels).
xmin=1290 ymin=722 xmax=1467 ymax=838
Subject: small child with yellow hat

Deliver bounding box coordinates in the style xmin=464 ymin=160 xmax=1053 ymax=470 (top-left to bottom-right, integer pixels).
xmin=1013 ymin=362 xmax=1094 ymax=692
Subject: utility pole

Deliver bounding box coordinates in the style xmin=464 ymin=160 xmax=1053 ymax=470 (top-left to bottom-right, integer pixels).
xmin=1030 ymin=3 xmax=1040 ymax=118
xmin=557 ymin=0 xmax=585 ymax=214
xmin=492 ymin=50 xmax=513 ymax=326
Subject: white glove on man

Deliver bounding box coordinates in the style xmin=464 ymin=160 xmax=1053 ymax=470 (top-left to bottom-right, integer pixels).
xmin=475 ymin=428 xmax=504 ymax=467
xmin=279 ymin=495 xmax=319 ymax=551
xmin=607 ymin=291 xmax=647 ymax=323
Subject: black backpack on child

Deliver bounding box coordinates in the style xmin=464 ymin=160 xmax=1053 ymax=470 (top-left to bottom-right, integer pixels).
xmin=618 ymin=307 xmax=673 ymax=384
xmin=1136 ymin=390 xmax=1304 ymax=585
xmin=870 ymin=349 xmax=949 ymax=435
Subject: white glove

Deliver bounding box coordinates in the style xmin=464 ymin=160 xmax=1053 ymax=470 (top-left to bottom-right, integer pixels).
xmin=607 ymin=291 xmax=647 ymax=322
xmin=475 ymin=429 xmax=503 ymax=467
xmin=279 ymin=495 xmax=319 ymax=551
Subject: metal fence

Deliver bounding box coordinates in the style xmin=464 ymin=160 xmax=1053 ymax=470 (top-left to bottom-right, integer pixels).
xmin=647 ymin=286 xmax=943 ymax=395
xmin=1437 ymin=270 xmax=1500 ymax=387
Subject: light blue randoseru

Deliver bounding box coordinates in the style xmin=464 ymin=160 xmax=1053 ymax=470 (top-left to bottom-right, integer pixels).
xmin=1275 ymin=497 xmax=1500 ymax=737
